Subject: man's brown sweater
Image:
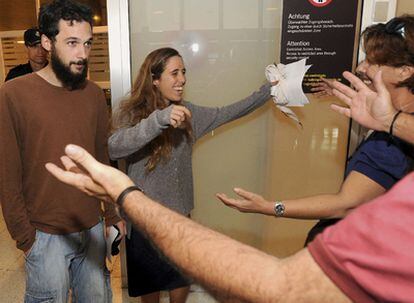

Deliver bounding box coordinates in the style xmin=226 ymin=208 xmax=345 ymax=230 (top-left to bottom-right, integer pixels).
xmin=0 ymin=73 xmax=119 ymax=251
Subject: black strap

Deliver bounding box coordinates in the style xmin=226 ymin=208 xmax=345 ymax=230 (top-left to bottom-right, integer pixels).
xmin=389 ymin=110 xmax=402 ymax=137
xmin=116 ymin=186 xmax=142 ymax=207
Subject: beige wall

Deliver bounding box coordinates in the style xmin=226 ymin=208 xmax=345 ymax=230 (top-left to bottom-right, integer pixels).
xmin=0 ymin=0 xmax=37 ymax=31
xmin=262 ymin=94 xmax=349 ymax=256
xmin=396 ymin=0 xmax=414 ymax=15
xmin=0 ymin=0 xmax=108 ymax=32
xmin=193 ymin=93 xmax=349 ymax=257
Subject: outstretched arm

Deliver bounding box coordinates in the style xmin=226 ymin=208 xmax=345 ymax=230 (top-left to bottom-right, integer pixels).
xmin=45 ymin=144 xmax=349 ymax=303
xmin=190 ymin=83 xmax=271 ymax=139
xmin=217 ymin=171 xmax=385 ymax=219
xmin=330 ymin=71 xmax=414 ymax=144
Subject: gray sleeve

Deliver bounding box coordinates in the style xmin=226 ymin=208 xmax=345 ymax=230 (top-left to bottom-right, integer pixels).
xmin=190 ymin=83 xmax=271 ymax=139
xmin=108 ymin=106 xmax=173 ymax=160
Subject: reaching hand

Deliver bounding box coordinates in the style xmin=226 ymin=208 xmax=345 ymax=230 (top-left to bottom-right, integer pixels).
xmin=45 ymin=144 xmax=135 ymax=203
xmin=170 ymin=105 xmax=192 ymax=128
xmin=216 ymin=188 xmax=271 ymax=214
xmin=330 ymin=71 xmax=397 ymax=131
xmin=310 ymin=78 xmax=334 ymax=97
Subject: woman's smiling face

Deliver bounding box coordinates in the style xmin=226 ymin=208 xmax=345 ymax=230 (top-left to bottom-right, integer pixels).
xmin=153 ymin=55 xmax=186 ymax=103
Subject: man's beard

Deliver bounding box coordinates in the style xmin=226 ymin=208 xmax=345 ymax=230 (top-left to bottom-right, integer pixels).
xmin=51 ymin=48 xmax=88 ymax=90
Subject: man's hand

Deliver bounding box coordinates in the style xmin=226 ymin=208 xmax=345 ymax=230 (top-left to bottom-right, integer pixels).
xmin=170 ymin=105 xmax=192 ymax=129
xmin=330 ymin=71 xmax=397 ymax=131
xmin=45 ymin=144 xmax=134 ymax=202
xmin=216 ymin=188 xmax=271 ymax=214
xmin=310 ymin=78 xmax=335 ymax=97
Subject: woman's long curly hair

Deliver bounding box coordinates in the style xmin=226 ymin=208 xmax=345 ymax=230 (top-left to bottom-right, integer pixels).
xmin=362 ymin=14 xmax=414 ymax=93
xmin=112 ymin=48 xmax=192 ymax=171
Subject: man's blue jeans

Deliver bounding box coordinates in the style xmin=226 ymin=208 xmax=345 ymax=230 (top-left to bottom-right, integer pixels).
xmin=24 ymin=221 xmax=112 ymax=303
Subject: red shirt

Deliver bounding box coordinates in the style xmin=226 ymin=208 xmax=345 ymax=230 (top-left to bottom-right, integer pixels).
xmin=309 ymin=172 xmax=414 ymax=302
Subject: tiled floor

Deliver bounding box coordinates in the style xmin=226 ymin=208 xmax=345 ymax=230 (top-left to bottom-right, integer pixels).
xmin=0 ymin=210 xmax=216 ymax=303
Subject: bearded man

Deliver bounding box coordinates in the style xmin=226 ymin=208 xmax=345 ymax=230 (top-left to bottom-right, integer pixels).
xmin=0 ymin=1 xmax=124 ymax=302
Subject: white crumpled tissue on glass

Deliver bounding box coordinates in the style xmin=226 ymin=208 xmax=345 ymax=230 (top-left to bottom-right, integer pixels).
xmin=265 ymin=58 xmax=312 ymax=126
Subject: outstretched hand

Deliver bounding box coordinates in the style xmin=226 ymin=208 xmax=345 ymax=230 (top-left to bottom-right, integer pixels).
xmin=310 ymin=78 xmax=335 ymax=97
xmin=45 ymin=144 xmax=134 ymax=203
xmin=216 ymin=188 xmax=270 ymax=214
xmin=330 ymin=71 xmax=397 ymax=131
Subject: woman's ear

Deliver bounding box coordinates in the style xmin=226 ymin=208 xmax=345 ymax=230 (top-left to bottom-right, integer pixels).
xmin=153 ymin=79 xmax=159 ymax=86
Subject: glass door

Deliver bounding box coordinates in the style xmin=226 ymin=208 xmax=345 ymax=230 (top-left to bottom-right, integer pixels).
xmin=109 ymin=0 xmax=351 ymax=257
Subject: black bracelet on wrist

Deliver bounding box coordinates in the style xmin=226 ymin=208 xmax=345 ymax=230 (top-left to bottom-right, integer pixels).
xmin=389 ymin=110 xmax=402 ymax=136
xmin=116 ymin=186 xmax=143 ymax=207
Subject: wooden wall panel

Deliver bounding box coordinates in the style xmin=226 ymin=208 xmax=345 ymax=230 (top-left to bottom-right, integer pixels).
xmin=89 ymin=31 xmax=109 ymax=83
xmin=0 ymin=0 xmax=107 ymax=32
xmin=0 ymin=0 xmax=37 ymax=31
xmin=1 ymin=35 xmax=27 ymax=76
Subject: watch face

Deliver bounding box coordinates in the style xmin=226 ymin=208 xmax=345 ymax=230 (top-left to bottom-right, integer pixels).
xmin=274 ymin=203 xmax=285 ymax=216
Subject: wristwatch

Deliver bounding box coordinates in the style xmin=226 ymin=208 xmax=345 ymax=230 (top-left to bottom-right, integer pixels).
xmin=274 ymin=201 xmax=285 ymax=217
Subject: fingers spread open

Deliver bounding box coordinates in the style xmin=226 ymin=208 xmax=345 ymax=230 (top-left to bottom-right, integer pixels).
xmin=372 ymin=70 xmax=387 ymax=96
xmin=320 ymin=78 xmax=334 ymax=86
xmin=61 ymin=156 xmax=82 ymax=174
xmin=331 ymin=81 xmax=356 ymax=100
xmin=216 ymin=193 xmax=229 ymax=203
xmin=330 ymin=104 xmax=351 ymax=118
xmin=332 ymin=88 xmax=352 ymax=105
xmin=234 ymin=188 xmax=254 ymax=200
xmin=342 ymin=71 xmax=367 ymax=92
xmin=64 ymin=144 xmax=99 ymax=176
xmin=45 ymin=162 xmax=66 ymax=181
xmin=45 ymin=162 xmax=80 ymax=188
xmin=216 ymin=193 xmax=237 ymax=206
xmin=46 ymin=162 xmax=107 ymax=198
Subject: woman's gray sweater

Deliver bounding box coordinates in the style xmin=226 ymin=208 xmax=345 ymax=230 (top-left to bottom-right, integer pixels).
xmin=108 ymin=83 xmax=271 ymax=215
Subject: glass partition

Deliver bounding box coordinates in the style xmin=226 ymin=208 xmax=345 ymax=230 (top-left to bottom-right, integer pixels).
xmin=128 ymin=0 xmax=349 ymax=256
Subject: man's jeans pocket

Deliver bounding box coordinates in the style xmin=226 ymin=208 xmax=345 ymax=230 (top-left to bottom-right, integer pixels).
xmin=24 ymin=230 xmax=38 ymax=260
